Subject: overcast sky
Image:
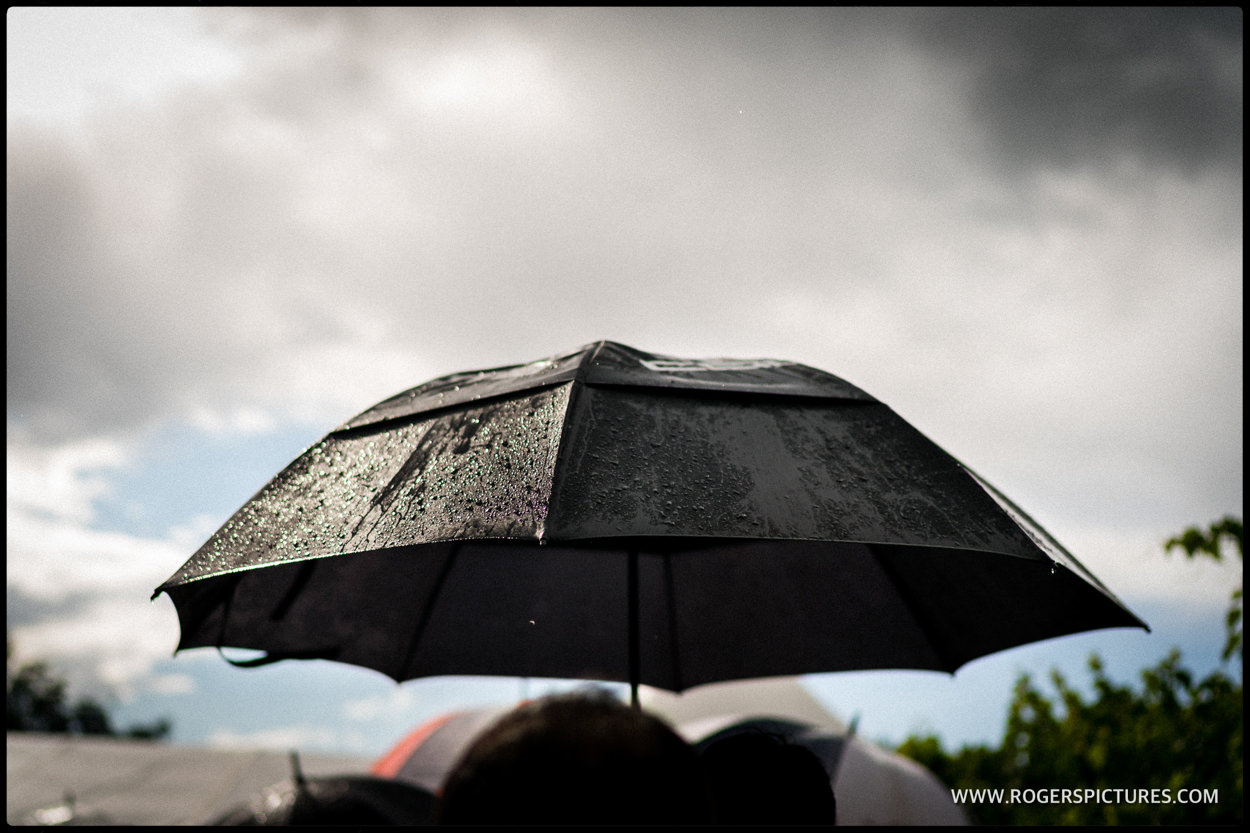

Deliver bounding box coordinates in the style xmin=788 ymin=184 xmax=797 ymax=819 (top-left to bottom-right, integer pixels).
xmin=7 ymin=7 xmax=1243 ymax=757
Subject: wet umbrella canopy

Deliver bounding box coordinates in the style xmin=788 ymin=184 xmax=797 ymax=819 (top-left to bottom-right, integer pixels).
xmin=153 ymin=341 xmax=1147 ymax=697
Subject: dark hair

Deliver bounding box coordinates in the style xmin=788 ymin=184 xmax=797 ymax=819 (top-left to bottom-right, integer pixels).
xmin=701 ymin=730 xmax=837 ymax=825
xmin=437 ymin=690 xmax=710 ymax=824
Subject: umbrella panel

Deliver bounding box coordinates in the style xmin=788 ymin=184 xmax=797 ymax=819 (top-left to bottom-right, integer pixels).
xmin=163 ymin=384 xmax=1058 ymax=589
xmin=549 ymin=385 xmax=1045 ymax=554
xmin=340 ymin=340 xmax=873 ymax=432
xmin=168 ymin=542 xmax=629 ymax=684
xmin=162 ymin=384 xmax=570 ymax=588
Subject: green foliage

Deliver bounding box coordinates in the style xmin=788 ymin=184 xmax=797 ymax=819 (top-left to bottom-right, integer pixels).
xmin=6 ymin=634 xmax=172 ymax=741
xmin=898 ymin=518 xmax=1244 ymax=825
xmin=1165 ymin=516 xmax=1243 ymax=562
xmin=1166 ymin=515 xmax=1243 ymax=662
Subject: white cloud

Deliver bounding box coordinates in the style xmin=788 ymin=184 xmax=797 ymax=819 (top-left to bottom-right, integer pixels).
xmin=1055 ymin=523 xmax=1242 ymax=613
xmin=207 ymin=725 xmax=341 ymax=751
xmin=207 ymin=724 xmax=374 ymax=756
xmin=146 ymin=672 xmax=197 ymax=696
xmin=390 ymin=38 xmax=574 ymax=133
xmin=340 ymin=676 xmax=586 ymax=726
xmin=342 ymin=686 xmax=416 ymax=723
xmin=169 ymin=514 xmax=236 ymax=553
xmin=6 ymin=506 xmax=182 ymax=603
xmin=6 ymin=7 xmax=247 ymax=130
xmin=6 ymin=433 xmax=129 ymax=524
xmin=7 ymin=592 xmax=181 ymax=702
xmin=6 ymin=434 xmax=187 ymax=700
xmin=186 ymin=404 xmax=278 ymax=437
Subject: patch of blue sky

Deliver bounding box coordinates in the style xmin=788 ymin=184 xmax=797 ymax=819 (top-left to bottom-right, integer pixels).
xmin=91 ymin=420 xmax=327 ymax=541
xmin=115 ymin=651 xmax=627 ymax=757
xmin=804 ymin=594 xmax=1237 ymax=749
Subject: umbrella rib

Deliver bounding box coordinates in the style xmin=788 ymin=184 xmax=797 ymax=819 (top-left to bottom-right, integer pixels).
xmin=540 ymin=377 xmax=583 ymax=543
xmin=202 ymin=566 xmax=342 ymax=666
xmin=871 ymin=546 xmax=960 ymax=672
xmin=348 ymin=422 xmax=438 ymax=545
xmin=628 ymin=549 xmax=640 ymax=709
xmin=663 ymin=551 xmax=682 ymax=692
xmin=827 ymin=714 xmax=858 ymax=784
xmin=213 ymin=573 xmax=243 ymax=651
xmin=396 ymin=541 xmax=461 ymax=680
xmin=268 ymin=560 xmax=317 ymax=622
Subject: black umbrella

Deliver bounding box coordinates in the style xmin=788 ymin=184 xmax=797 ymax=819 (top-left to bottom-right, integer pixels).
xmin=153 ymin=341 xmax=1147 ymax=704
xmin=210 ymin=772 xmax=437 ymax=825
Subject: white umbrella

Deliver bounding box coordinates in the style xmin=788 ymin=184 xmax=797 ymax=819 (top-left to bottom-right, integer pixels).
xmin=642 ymin=677 xmax=967 ymax=826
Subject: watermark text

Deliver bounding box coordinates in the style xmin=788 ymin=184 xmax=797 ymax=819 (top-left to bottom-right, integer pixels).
xmin=952 ymin=787 xmax=1219 ymax=806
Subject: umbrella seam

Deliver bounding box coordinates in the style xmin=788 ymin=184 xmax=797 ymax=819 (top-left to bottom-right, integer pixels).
xmin=214 ymin=574 xmax=240 ymax=653
xmin=346 ymin=420 xmax=440 ymax=547
xmin=871 ymin=547 xmax=960 ymax=673
xmin=395 ymin=541 xmax=461 ymax=680
xmin=331 ymin=381 xmax=576 ymax=438
xmin=539 ymin=380 xmax=581 ymax=542
xmin=663 ymin=552 xmax=683 ymax=692
xmin=629 ymin=549 xmax=640 ymax=707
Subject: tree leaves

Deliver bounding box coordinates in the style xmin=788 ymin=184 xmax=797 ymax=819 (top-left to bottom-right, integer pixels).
xmin=898 ymin=518 xmax=1244 ymax=824
xmin=6 ymin=634 xmax=172 ymax=740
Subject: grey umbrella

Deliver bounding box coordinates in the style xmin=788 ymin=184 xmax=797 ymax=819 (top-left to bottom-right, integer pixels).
xmin=153 ymin=341 xmax=1147 ymax=704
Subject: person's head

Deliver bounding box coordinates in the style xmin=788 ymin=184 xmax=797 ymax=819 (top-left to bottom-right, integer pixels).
xmin=436 ymin=689 xmax=710 ymax=824
xmin=700 ymin=730 xmax=837 ymax=825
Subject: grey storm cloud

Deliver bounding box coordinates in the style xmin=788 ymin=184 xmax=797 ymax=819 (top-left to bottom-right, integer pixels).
xmin=6 ymin=126 xmax=259 ymax=442
xmin=6 ymin=133 xmax=138 ymax=438
xmin=5 ymin=584 xmax=97 ymax=632
xmin=905 ymin=7 xmax=1243 ymax=175
xmin=5 ymin=6 xmax=1243 ymax=451
xmin=286 ymin=5 xmax=1240 ymax=175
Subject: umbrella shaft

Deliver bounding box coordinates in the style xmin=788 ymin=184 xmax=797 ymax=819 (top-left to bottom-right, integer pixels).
xmin=629 ymin=550 xmax=640 ymax=710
